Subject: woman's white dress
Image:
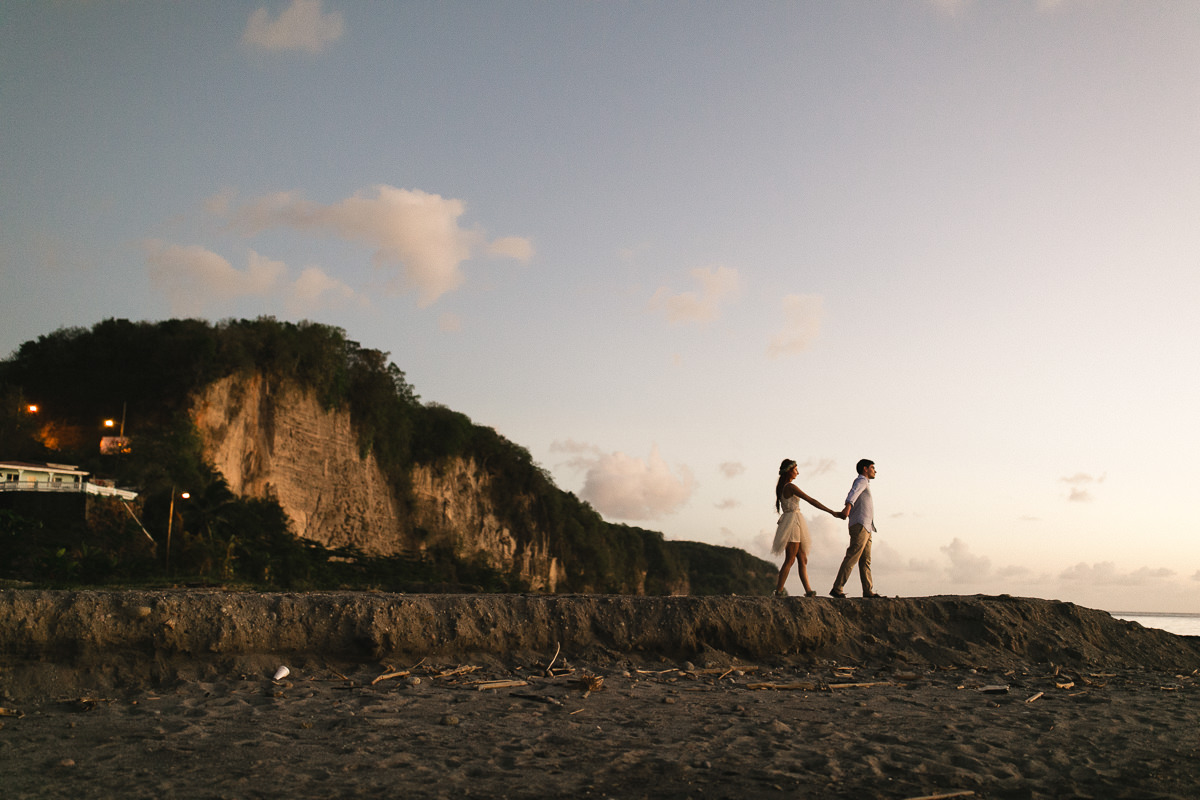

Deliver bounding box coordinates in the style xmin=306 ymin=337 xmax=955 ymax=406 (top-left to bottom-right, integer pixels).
xmin=771 ymin=492 xmax=810 ymax=556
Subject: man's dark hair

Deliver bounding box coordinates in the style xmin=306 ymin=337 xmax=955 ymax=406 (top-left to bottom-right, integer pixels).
xmin=856 ymin=459 xmax=875 ymax=475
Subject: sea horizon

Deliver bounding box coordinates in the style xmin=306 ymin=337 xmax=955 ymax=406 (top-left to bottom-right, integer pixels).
xmin=1111 ymin=611 xmax=1200 ymax=637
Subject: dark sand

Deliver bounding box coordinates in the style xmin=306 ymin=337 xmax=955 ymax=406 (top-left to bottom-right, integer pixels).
xmin=1 ymin=591 xmax=1198 ymax=799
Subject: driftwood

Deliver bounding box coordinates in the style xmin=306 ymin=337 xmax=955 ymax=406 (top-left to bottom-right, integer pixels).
xmin=901 ymin=791 xmax=974 ymax=800
xmin=475 ymin=679 xmax=528 ymax=691
xmin=544 ymin=642 xmax=561 ymax=677
xmin=1025 ymin=692 xmax=1044 ymax=703
xmin=370 ymin=670 xmax=410 ymax=685
xmin=828 ymin=681 xmax=894 ymax=690
xmin=512 ymin=692 xmax=564 ymax=707
xmin=746 ymin=682 xmax=819 ymax=691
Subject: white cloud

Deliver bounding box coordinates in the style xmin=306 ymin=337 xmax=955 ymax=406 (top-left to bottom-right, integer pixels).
xmin=715 ymin=498 xmax=740 ymax=510
xmin=767 ymin=294 xmax=823 ymax=358
xmin=224 ymin=185 xmax=532 ymax=306
xmin=1061 ymin=472 xmax=1105 ymax=503
xmin=145 ymin=241 xmax=283 ymax=315
xmin=243 ymin=0 xmax=344 ymax=54
xmin=487 ymin=236 xmax=535 ymax=261
xmin=940 ymin=537 xmax=993 ymax=584
xmin=552 ymin=442 xmax=696 ymax=521
xmin=550 ymin=439 xmax=602 ymax=457
xmin=649 ymin=265 xmax=740 ymax=325
xmin=800 ymin=458 xmax=836 ymax=478
xmin=718 ymin=461 xmax=745 ymax=479
xmin=145 ymin=241 xmax=367 ymax=316
xmin=286 ymin=266 xmax=364 ymax=314
xmin=1059 ymin=562 xmax=1175 ymax=586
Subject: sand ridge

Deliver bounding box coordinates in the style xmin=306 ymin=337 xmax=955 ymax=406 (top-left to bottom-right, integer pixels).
xmin=2 ymin=591 xmax=1198 ymax=799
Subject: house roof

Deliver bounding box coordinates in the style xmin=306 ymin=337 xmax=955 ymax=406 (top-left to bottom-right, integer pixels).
xmin=0 ymin=461 xmax=89 ymax=476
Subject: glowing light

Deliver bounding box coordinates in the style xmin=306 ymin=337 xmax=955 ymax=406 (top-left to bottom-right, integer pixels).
xmin=26 ymin=404 xmax=38 ymax=413
xmin=104 ymin=419 xmax=115 ymax=428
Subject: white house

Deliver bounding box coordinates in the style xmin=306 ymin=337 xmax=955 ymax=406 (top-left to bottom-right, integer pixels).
xmin=0 ymin=461 xmax=138 ymax=500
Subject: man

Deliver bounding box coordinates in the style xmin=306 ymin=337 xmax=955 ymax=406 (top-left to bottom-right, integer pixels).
xmin=830 ymin=459 xmax=882 ymax=598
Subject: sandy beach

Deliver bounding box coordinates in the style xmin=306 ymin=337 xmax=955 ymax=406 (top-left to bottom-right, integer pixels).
xmin=1 ymin=591 xmax=1198 ymax=799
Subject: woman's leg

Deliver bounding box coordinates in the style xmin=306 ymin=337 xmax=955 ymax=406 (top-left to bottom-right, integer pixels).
xmin=776 ymin=542 xmax=800 ymax=592
xmin=797 ymin=548 xmax=814 ymax=595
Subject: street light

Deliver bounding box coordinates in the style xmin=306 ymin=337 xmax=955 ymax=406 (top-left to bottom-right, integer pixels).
xmin=165 ymin=488 xmax=191 ymax=572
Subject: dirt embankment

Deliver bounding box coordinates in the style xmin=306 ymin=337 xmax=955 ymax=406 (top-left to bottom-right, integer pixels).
xmin=2 ymin=591 xmax=1198 ymax=698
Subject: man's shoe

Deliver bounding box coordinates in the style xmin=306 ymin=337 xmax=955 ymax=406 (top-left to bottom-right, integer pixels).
xmin=863 ymin=592 xmax=883 ymax=598
xmin=829 ymin=590 xmax=847 ymax=598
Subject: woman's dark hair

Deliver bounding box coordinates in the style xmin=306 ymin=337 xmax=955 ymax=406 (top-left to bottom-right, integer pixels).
xmin=775 ymin=459 xmax=796 ymax=513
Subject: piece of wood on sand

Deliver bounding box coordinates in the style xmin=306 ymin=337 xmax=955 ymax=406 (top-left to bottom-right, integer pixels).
xmin=370 ymin=669 xmax=411 ymax=685
xmin=828 ymin=681 xmax=894 ymax=690
xmin=475 ymin=679 xmax=529 ymax=691
xmin=543 ymin=642 xmax=562 ymax=677
xmin=901 ymin=791 xmax=975 ymax=800
xmin=746 ymin=682 xmax=818 ymax=691
xmin=1025 ymin=691 xmax=1044 ymax=703
xmin=979 ymin=685 xmax=1010 ymax=694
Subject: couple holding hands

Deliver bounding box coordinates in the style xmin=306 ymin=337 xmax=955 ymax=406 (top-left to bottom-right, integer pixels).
xmin=772 ymin=457 xmax=881 ymax=599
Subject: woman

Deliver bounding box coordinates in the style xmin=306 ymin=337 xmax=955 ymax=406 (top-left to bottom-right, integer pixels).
xmin=772 ymin=458 xmax=843 ymax=597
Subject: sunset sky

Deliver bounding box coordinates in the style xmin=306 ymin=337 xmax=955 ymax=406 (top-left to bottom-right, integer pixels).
xmin=3 ymin=1 xmax=1199 ymax=612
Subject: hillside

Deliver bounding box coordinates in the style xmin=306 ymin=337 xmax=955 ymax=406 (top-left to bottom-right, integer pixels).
xmin=0 ymin=318 xmax=775 ymax=594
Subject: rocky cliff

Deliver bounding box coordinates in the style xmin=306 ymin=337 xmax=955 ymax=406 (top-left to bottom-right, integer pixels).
xmin=190 ymin=373 xmax=567 ymax=591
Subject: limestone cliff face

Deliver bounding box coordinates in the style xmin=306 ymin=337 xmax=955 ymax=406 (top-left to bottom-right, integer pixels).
xmin=407 ymin=459 xmax=565 ymax=592
xmin=189 ymin=373 xmax=565 ymax=591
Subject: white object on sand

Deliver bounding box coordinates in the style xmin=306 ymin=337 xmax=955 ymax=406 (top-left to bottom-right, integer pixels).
xmin=273 ymin=666 xmax=290 ymax=681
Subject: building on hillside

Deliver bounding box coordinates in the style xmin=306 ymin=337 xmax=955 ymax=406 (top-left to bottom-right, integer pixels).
xmin=0 ymin=461 xmax=138 ymax=500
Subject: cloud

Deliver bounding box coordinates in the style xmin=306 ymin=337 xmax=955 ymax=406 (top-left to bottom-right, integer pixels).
xmin=1059 ymin=562 xmax=1175 ymax=586
xmin=767 ymin=294 xmax=823 ymax=357
xmin=1061 ymin=472 xmax=1105 ymax=503
xmin=286 ymin=266 xmax=364 ymax=314
xmin=649 ymin=265 xmax=740 ymax=325
xmin=223 ymin=185 xmax=532 ymax=306
xmin=940 ymin=538 xmax=993 ymax=584
xmin=487 ymin=236 xmax=535 ymax=261
xmin=144 ymin=241 xmax=367 ymax=316
xmin=718 ymin=461 xmax=745 ymax=479
xmin=243 ymin=0 xmax=344 ymax=53
xmin=550 ymin=439 xmax=602 ymax=457
xmin=145 ymin=241 xmax=283 ymax=315
xmin=552 ymin=442 xmax=696 ymax=520
xmin=715 ymin=498 xmax=740 ymax=510
xmin=800 ymin=458 xmax=836 ymax=478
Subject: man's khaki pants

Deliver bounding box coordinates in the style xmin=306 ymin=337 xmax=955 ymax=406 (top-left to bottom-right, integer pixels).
xmin=832 ymin=524 xmax=873 ymax=595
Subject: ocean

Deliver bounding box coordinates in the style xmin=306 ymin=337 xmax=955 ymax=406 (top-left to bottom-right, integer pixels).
xmin=1112 ymin=612 xmax=1200 ymax=637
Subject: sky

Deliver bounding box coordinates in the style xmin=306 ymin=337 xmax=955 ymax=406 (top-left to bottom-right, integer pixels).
xmin=3 ymin=1 xmax=1199 ymax=613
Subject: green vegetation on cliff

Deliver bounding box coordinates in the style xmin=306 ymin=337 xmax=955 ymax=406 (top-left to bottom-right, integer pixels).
xmin=0 ymin=318 xmax=774 ymax=595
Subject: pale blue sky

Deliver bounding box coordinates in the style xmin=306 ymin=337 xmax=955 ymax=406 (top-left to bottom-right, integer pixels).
xmin=3 ymin=1 xmax=1199 ymax=611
